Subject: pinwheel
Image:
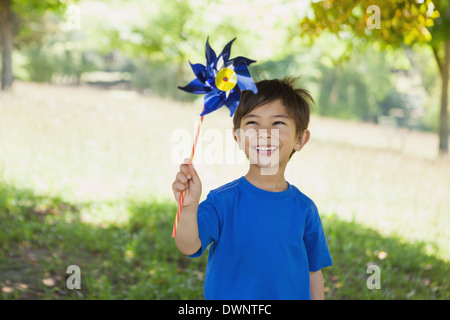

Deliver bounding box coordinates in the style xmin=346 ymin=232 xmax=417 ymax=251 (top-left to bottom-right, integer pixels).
xmin=172 ymin=37 xmax=258 ymax=237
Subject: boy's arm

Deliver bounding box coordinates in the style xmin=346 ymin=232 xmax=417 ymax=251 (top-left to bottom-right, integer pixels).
xmin=175 ymin=204 xmax=201 ymax=255
xmin=309 ymin=270 xmax=325 ymax=300
xmin=172 ymin=159 xmax=202 ymax=255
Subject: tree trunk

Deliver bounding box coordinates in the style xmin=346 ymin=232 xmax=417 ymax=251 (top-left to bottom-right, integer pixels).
xmin=0 ymin=0 xmax=13 ymax=90
xmin=438 ymin=41 xmax=449 ymax=157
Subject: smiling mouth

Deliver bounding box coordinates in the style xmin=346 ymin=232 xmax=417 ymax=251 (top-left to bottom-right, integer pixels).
xmin=256 ymin=146 xmax=278 ymax=155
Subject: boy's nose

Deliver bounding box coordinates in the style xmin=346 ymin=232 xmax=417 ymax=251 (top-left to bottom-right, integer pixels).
xmin=258 ymin=129 xmax=270 ymax=138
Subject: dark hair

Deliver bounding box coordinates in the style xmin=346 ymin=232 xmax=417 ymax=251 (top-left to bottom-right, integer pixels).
xmin=233 ymin=77 xmax=314 ymax=158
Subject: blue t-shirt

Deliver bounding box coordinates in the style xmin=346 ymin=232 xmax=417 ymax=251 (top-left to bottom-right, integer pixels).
xmin=190 ymin=176 xmax=332 ymax=300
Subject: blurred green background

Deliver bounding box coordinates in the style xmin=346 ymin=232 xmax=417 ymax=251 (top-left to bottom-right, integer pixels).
xmin=0 ymin=0 xmax=449 ymax=299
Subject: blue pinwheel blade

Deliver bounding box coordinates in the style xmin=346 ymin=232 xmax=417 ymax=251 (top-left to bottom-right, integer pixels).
xmin=225 ymin=87 xmax=241 ymax=117
xmin=189 ymin=62 xmax=207 ymax=83
xmin=205 ymin=37 xmax=217 ymax=67
xmin=202 ymin=89 xmax=226 ymax=116
xmin=178 ymin=78 xmax=210 ymax=94
xmin=228 ymin=56 xmax=256 ymax=67
xmin=234 ymin=63 xmax=258 ymax=93
xmin=216 ymin=38 xmax=236 ymax=66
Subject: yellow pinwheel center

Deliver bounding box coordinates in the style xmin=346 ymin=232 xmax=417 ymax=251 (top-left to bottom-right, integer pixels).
xmin=215 ymin=68 xmax=237 ymax=92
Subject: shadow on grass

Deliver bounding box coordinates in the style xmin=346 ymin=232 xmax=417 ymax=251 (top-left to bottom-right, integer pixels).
xmin=322 ymin=215 xmax=449 ymax=299
xmin=0 ymin=181 xmax=448 ymax=299
xmin=0 ymin=181 xmax=205 ymax=299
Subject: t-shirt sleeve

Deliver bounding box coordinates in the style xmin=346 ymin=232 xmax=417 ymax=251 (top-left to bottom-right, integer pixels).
xmin=303 ymin=203 xmax=332 ymax=272
xmin=189 ymin=191 xmax=221 ymax=258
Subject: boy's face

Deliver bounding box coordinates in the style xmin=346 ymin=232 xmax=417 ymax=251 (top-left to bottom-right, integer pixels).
xmin=234 ymin=99 xmax=309 ymax=174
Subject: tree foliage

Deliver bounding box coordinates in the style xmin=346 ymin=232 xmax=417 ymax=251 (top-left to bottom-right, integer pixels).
xmin=300 ymin=0 xmax=442 ymax=46
xmin=299 ymin=0 xmax=450 ymax=156
xmin=1 ymin=0 xmax=72 ymax=89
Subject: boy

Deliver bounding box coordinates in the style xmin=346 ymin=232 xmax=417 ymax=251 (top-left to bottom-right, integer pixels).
xmin=172 ymin=77 xmax=332 ymax=300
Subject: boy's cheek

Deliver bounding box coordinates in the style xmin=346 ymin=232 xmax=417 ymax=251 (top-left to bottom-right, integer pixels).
xmin=241 ymin=137 xmax=256 ymax=160
xmin=235 ymin=128 xmax=257 ymax=151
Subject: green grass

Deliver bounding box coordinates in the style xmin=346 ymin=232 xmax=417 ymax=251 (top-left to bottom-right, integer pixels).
xmin=0 ymin=182 xmax=206 ymax=299
xmin=0 ymin=181 xmax=448 ymax=299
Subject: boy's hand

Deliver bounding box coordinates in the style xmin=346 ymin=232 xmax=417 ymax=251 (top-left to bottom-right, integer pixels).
xmin=172 ymin=158 xmax=202 ymax=208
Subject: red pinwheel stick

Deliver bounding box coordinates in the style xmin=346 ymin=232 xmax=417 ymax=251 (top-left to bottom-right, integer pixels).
xmin=172 ymin=113 xmax=205 ymax=238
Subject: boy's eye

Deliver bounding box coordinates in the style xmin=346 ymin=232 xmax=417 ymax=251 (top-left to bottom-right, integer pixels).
xmin=245 ymin=121 xmax=257 ymax=125
xmin=273 ymin=121 xmax=286 ymax=125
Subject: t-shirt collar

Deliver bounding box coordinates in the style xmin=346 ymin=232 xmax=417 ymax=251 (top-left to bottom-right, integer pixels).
xmin=239 ymin=176 xmax=294 ymax=200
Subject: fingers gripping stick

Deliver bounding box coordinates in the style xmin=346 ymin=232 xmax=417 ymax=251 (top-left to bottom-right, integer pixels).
xmin=172 ymin=114 xmax=204 ymax=238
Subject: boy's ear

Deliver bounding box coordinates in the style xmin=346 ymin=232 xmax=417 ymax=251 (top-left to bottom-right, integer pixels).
xmin=233 ymin=128 xmax=240 ymax=144
xmin=294 ymin=129 xmax=310 ymax=151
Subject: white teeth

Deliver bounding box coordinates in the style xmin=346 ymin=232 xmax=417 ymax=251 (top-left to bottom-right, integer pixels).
xmin=257 ymin=146 xmax=277 ymax=151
